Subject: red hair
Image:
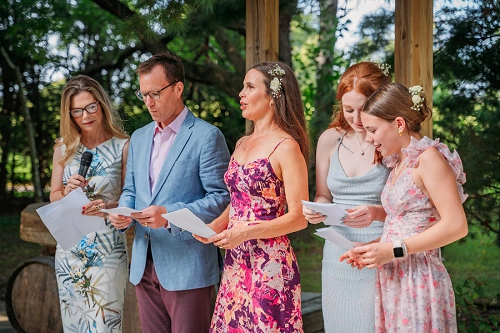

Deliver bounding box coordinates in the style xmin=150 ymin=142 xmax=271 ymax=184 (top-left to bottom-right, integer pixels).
xmin=329 ymin=62 xmax=391 ymax=163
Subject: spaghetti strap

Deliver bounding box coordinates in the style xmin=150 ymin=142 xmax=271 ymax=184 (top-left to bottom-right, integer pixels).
xmin=235 ymin=137 xmax=247 ymax=150
xmin=337 ymin=131 xmax=348 ymax=152
xmin=268 ymin=138 xmax=291 ymax=158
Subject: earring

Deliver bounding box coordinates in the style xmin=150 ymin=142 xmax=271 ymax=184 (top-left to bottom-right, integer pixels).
xmin=398 ymin=129 xmax=403 ymax=136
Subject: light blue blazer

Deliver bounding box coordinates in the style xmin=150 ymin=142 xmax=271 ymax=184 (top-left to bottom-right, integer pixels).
xmin=119 ymin=110 xmax=230 ymax=291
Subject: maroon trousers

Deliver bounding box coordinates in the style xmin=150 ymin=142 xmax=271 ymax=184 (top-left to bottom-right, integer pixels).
xmin=135 ymin=247 xmax=214 ymax=333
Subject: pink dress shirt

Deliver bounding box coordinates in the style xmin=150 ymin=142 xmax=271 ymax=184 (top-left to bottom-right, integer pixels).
xmin=149 ymin=107 xmax=188 ymax=192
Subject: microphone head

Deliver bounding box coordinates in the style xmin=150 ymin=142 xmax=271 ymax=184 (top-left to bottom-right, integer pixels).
xmin=81 ymin=151 xmax=93 ymax=167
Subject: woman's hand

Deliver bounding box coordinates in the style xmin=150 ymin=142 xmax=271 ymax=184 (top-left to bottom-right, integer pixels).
xmin=193 ymin=223 xmax=217 ymax=244
xmin=204 ymin=224 xmax=246 ymax=250
xmin=83 ymin=199 xmax=106 ymax=217
xmin=343 ymin=204 xmax=377 ymax=228
xmin=64 ymin=174 xmax=87 ymax=195
xmin=339 ymin=241 xmax=394 ymax=269
xmin=302 ymin=206 xmax=326 ymax=224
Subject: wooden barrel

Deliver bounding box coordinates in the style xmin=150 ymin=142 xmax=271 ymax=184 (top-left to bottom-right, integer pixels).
xmin=5 ymin=256 xmax=62 ymax=333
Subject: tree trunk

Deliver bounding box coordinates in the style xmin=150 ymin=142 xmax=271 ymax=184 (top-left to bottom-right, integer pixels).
xmin=0 ymin=47 xmax=43 ymax=202
xmin=313 ymin=0 xmax=339 ymax=139
xmin=279 ymin=0 xmax=298 ymax=66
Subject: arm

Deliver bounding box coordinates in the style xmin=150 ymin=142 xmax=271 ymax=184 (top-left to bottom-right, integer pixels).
xmin=211 ymin=139 xmax=308 ymax=249
xmin=303 ymin=129 xmax=338 ymax=223
xmin=340 ymin=148 xmax=468 ymax=268
xmin=343 ymin=204 xmax=387 ymax=228
xmin=49 ymin=145 xmax=66 ymax=202
xmin=49 ymin=144 xmax=87 ymax=202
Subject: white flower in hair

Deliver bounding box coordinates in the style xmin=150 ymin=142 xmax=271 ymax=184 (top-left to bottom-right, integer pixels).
xmin=409 ymin=85 xmax=425 ymax=111
xmin=270 ymin=77 xmax=281 ymax=94
xmin=365 ymin=58 xmax=391 ymax=76
xmin=267 ymin=64 xmax=285 ymax=98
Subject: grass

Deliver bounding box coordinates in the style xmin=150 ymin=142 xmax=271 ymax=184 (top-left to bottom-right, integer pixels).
xmin=443 ymin=227 xmax=500 ymax=306
xmin=291 ymin=224 xmax=500 ymax=307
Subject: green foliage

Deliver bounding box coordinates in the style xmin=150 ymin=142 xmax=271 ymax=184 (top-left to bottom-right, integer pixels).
xmin=456 ymin=278 xmax=500 ymax=333
xmin=433 ymin=1 xmax=500 ymax=240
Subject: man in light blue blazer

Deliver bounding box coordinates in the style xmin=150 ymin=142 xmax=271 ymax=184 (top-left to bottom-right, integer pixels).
xmin=109 ymin=52 xmax=230 ymax=333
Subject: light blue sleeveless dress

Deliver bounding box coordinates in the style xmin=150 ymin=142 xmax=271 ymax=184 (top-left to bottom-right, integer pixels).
xmin=322 ymin=134 xmax=390 ymax=333
xmin=55 ymin=137 xmax=129 ymax=333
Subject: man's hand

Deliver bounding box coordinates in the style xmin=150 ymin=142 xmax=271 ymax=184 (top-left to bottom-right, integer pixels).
xmin=131 ymin=205 xmax=167 ymax=229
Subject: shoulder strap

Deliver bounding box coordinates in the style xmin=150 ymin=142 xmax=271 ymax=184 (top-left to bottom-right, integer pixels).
xmin=268 ymin=138 xmax=291 ymax=158
xmin=337 ymin=131 xmax=348 ymax=152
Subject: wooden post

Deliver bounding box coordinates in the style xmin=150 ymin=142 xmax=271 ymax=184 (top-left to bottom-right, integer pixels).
xmin=394 ymin=0 xmax=434 ymax=138
xmin=246 ymin=0 xmax=279 ymax=69
xmin=245 ymin=0 xmax=279 ymax=131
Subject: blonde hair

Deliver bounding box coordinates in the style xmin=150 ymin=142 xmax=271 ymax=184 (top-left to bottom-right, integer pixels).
xmin=56 ymin=75 xmax=128 ymax=165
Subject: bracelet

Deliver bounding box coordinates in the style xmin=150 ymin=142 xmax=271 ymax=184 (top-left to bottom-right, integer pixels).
xmin=61 ymin=185 xmax=67 ymax=197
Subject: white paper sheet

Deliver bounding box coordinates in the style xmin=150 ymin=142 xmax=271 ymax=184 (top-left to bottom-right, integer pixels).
xmin=100 ymin=207 xmax=141 ymax=216
xmin=301 ymin=200 xmax=347 ymax=226
xmin=36 ymin=187 xmax=106 ymax=250
xmin=162 ymin=208 xmax=217 ymax=238
xmin=314 ymin=227 xmax=355 ymax=249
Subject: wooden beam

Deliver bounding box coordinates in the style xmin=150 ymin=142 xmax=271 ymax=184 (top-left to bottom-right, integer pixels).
xmin=395 ymin=0 xmax=434 ymax=138
xmin=245 ymin=0 xmax=279 ymax=131
xmin=245 ymin=0 xmax=279 ymax=69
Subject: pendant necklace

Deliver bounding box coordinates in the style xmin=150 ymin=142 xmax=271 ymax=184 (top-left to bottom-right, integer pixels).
xmin=243 ymin=127 xmax=279 ymax=150
xmin=355 ymin=135 xmax=372 ymax=156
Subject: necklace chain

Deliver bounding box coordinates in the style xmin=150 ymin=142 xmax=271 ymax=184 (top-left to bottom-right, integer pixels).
xmin=355 ymin=135 xmax=372 ymax=156
xmin=243 ymin=127 xmax=279 ymax=150
xmin=338 ymin=138 xmax=354 ymax=154
xmin=338 ymin=136 xmax=372 ymax=156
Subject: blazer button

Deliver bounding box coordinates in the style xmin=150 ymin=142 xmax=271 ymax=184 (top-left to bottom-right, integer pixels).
xmin=144 ymin=234 xmax=148 ymax=239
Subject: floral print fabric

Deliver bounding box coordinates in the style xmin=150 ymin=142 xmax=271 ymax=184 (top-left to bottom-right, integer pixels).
xmin=375 ymin=137 xmax=467 ymax=333
xmin=210 ymin=157 xmax=303 ymax=333
xmin=55 ymin=138 xmax=129 ymax=333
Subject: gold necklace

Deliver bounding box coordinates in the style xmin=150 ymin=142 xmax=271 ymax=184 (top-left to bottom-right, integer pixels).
xmin=243 ymin=127 xmax=279 ymax=150
xmin=355 ymin=135 xmax=372 ymax=156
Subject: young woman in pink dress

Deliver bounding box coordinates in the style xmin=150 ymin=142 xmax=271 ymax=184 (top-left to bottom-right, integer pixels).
xmin=340 ymin=82 xmax=468 ymax=332
xmin=194 ymin=61 xmax=309 ymax=332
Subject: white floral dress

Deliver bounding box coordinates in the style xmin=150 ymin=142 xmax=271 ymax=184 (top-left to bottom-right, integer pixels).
xmin=55 ymin=138 xmax=129 ymax=333
xmin=375 ymin=136 xmax=467 ymax=333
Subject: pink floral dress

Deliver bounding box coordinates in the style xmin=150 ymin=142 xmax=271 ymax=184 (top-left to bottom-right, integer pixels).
xmin=210 ymin=139 xmax=303 ymax=333
xmin=375 ymin=137 xmax=467 ymax=333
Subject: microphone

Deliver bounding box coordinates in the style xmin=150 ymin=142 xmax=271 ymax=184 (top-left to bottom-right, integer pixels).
xmin=78 ymin=151 xmax=93 ymax=178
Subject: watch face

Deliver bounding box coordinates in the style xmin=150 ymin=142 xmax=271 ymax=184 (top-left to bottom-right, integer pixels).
xmin=394 ymin=247 xmax=404 ymax=258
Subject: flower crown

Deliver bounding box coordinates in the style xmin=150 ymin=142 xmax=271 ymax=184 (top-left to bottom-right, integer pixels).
xmin=409 ymin=85 xmax=424 ymax=111
xmin=366 ymin=59 xmax=391 ymax=76
xmin=268 ymin=64 xmax=285 ymax=98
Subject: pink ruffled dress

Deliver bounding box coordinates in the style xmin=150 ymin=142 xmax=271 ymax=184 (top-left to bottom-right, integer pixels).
xmin=375 ymin=136 xmax=467 ymax=333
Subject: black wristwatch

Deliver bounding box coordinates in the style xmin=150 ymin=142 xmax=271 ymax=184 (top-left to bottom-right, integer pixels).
xmin=393 ymin=239 xmax=406 ymax=258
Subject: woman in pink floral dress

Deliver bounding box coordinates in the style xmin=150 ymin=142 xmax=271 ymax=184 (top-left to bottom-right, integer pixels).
xmin=340 ymin=82 xmax=468 ymax=332
xmin=194 ymin=61 xmax=309 ymax=333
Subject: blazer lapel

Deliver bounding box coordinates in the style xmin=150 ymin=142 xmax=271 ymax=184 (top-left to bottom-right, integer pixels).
xmin=150 ymin=111 xmax=195 ymax=201
xmin=136 ymin=122 xmax=155 ymax=201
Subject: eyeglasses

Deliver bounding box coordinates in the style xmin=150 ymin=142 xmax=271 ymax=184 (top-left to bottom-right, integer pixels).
xmin=135 ymin=81 xmax=179 ymax=101
xmin=70 ymin=101 xmax=99 ymax=118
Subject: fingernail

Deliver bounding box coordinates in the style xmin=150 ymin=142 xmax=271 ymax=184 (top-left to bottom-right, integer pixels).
xmin=82 ymin=210 xmax=84 ymax=215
